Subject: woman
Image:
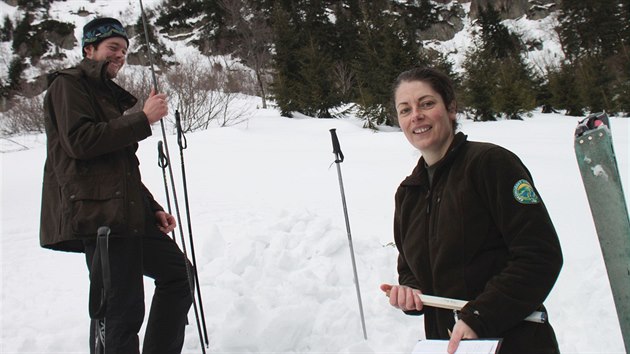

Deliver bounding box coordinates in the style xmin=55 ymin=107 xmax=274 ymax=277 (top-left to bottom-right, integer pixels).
xmin=380 ymin=67 xmax=562 ymax=354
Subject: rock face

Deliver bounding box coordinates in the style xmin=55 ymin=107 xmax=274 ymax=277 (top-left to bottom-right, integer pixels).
xmin=417 ymin=0 xmax=559 ymax=43
xmin=45 ymin=29 xmax=76 ymax=51
xmin=468 ymin=0 xmax=558 ymax=20
xmin=417 ymin=3 xmax=466 ymax=42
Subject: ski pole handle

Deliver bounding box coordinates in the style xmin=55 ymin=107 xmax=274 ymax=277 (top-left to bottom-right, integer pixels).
xmin=97 ymin=226 xmax=111 ymax=239
xmin=157 ymin=141 xmax=168 ymax=168
xmin=175 ymin=110 xmax=187 ymax=149
xmin=329 ymin=128 xmax=344 ymax=163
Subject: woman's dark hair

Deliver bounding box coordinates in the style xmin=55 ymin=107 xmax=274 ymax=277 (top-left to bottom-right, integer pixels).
xmin=392 ymin=67 xmax=458 ymax=131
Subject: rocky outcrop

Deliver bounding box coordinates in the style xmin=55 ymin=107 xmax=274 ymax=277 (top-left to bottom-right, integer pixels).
xmin=416 ymin=0 xmax=558 ymax=43
xmin=417 ymin=3 xmax=466 ymax=42
xmin=468 ymin=0 xmax=558 ymax=20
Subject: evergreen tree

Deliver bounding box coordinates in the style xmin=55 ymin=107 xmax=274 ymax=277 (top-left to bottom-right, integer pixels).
xmin=17 ymin=0 xmax=50 ymax=11
xmin=548 ymin=63 xmax=585 ymax=116
xmin=156 ymin=0 xmax=204 ymax=30
xmin=461 ymin=5 xmax=536 ymax=120
xmin=461 ymin=46 xmax=498 ymax=121
xmin=294 ymin=38 xmax=338 ymax=117
xmin=621 ymin=0 xmax=630 ymax=51
xmin=614 ymin=58 xmax=630 ymax=115
xmin=536 ymin=79 xmax=557 ymax=114
xmin=554 ymin=0 xmax=630 ymax=115
xmin=7 ymin=57 xmax=25 ymax=93
xmin=612 ymin=0 xmax=630 ymax=115
xmin=1 ymin=16 xmax=13 ymax=42
xmin=330 ymin=1 xmax=361 ymax=64
xmin=477 ymin=4 xmax=520 ymax=59
xmin=269 ymin=0 xmax=343 ymax=118
xmin=399 ymin=0 xmax=438 ymax=46
xmin=12 ymin=13 xmax=32 ymax=53
xmin=492 ymin=57 xmax=537 ymax=120
xmin=575 ymin=54 xmax=615 ymax=114
xmin=133 ymin=15 xmax=173 ymax=66
xmin=559 ymin=0 xmax=624 ymax=60
xmin=326 ymin=1 xmax=363 ymax=103
xmin=352 ymin=0 xmax=422 ymax=127
xmin=269 ymin=3 xmax=303 ymax=117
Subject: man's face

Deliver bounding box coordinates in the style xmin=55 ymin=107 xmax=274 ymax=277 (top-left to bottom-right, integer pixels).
xmin=84 ymin=37 xmax=128 ymax=79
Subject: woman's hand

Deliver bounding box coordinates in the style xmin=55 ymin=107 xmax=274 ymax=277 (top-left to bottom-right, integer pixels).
xmin=380 ymin=283 xmax=424 ymax=312
xmin=155 ymin=210 xmax=176 ymax=234
xmin=447 ymin=319 xmax=478 ymax=354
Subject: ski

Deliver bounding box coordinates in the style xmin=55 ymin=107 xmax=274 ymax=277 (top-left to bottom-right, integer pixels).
xmin=574 ymin=112 xmax=630 ymax=352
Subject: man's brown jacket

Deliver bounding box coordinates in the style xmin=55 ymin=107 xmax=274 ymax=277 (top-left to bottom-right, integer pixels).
xmin=40 ymin=58 xmax=161 ymax=252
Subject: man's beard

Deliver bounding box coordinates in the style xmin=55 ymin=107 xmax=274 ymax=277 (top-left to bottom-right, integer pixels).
xmin=106 ymin=61 xmax=123 ymax=79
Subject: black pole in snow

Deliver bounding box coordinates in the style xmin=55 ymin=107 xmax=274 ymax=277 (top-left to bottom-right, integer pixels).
xmin=138 ymin=0 xmax=207 ymax=351
xmin=175 ymin=110 xmax=209 ymax=347
xmin=91 ymin=226 xmax=111 ymax=354
xmin=329 ymin=128 xmax=368 ymax=340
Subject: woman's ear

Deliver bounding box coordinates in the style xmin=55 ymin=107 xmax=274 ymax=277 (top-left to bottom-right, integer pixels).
xmin=448 ymin=101 xmax=457 ymax=119
xmin=448 ymin=101 xmax=457 ymax=113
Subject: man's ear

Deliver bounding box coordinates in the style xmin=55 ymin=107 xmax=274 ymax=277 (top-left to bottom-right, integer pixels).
xmin=84 ymin=45 xmax=94 ymax=59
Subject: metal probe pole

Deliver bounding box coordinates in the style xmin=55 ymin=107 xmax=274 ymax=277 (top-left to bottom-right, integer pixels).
xmin=329 ymin=128 xmax=367 ymax=340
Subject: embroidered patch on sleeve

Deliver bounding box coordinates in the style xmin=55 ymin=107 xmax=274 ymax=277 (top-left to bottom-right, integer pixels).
xmin=513 ymin=179 xmax=540 ymax=204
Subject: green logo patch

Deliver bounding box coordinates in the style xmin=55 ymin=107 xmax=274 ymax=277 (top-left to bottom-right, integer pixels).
xmin=513 ymin=179 xmax=539 ymax=204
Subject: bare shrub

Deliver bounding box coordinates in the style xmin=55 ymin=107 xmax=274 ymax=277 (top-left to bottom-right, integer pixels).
xmin=164 ymin=57 xmax=253 ymax=132
xmin=0 ymin=92 xmax=44 ymax=136
xmin=165 ymin=58 xmax=223 ymax=132
xmin=332 ymin=62 xmax=356 ymax=102
xmin=216 ymin=91 xmax=254 ymax=127
xmin=214 ymin=59 xmax=254 ymax=127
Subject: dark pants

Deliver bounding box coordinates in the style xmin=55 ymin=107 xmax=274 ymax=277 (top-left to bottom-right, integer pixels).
xmin=84 ymin=214 xmax=193 ymax=354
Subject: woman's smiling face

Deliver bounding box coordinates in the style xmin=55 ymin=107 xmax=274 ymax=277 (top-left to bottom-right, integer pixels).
xmin=395 ymin=80 xmax=456 ymax=165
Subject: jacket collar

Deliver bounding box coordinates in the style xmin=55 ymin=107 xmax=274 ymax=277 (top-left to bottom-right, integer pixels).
xmin=401 ymin=132 xmax=468 ymax=187
xmin=79 ymin=57 xmax=110 ymax=83
xmin=79 ymin=58 xmax=138 ymax=111
xmin=46 ymin=59 xmax=138 ymax=111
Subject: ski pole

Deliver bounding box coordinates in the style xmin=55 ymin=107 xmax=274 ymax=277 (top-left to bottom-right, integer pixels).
xmin=175 ymin=110 xmax=209 ymax=347
xmin=329 ymin=128 xmax=368 ymax=340
xmin=157 ymin=141 xmax=176 ymax=242
xmin=89 ymin=226 xmax=111 ymax=354
xmin=138 ymin=1 xmax=207 ymax=351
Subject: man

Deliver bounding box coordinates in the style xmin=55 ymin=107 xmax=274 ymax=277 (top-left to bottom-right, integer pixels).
xmin=40 ymin=17 xmax=193 ymax=353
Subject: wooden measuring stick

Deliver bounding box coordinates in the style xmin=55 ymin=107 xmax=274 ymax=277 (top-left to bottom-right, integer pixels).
xmin=418 ymin=294 xmax=546 ymax=324
xmin=383 ymin=287 xmax=546 ymax=323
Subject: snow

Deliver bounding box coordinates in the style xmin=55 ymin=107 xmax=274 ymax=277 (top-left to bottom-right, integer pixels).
xmin=425 ymin=2 xmax=566 ymax=74
xmin=1 ymin=105 xmax=629 ymax=353
xmin=424 ymin=2 xmax=475 ymax=73
xmin=503 ymin=12 xmax=565 ymax=73
xmin=592 ymin=165 xmax=609 ymax=179
xmin=1 ymin=0 xmax=629 ymax=352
